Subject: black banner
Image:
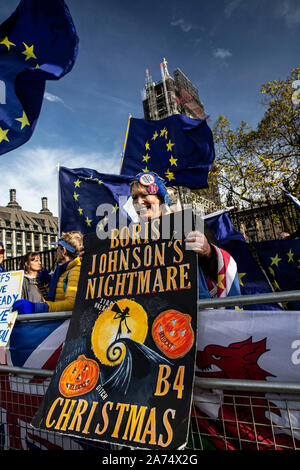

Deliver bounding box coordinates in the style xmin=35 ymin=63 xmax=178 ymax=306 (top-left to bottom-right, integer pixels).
xmin=32 ymin=210 xmax=198 ymax=450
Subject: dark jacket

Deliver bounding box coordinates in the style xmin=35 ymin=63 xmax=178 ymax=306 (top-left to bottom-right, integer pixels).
xmin=21 ymin=275 xmax=43 ymax=302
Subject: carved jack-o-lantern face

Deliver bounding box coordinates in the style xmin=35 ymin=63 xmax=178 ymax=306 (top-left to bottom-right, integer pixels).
xmin=59 ymin=354 xmax=99 ymax=398
xmin=152 ymin=310 xmax=194 ymax=359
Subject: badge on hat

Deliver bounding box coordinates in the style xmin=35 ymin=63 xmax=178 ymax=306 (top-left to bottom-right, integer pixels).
xmin=147 ymin=183 xmax=159 ymax=195
xmin=139 ymin=173 xmax=155 ymax=186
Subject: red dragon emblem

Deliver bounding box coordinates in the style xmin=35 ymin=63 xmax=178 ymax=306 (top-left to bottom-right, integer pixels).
xmin=194 ymin=337 xmax=300 ymax=450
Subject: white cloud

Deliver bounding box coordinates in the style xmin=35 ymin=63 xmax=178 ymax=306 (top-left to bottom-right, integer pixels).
xmin=276 ymin=0 xmax=300 ymax=26
xmin=170 ymin=18 xmax=193 ymax=32
xmin=44 ymin=92 xmax=64 ymax=104
xmin=213 ymin=48 xmax=233 ymax=59
xmin=224 ymin=0 xmax=243 ymax=18
xmin=0 ymin=147 xmax=121 ymax=216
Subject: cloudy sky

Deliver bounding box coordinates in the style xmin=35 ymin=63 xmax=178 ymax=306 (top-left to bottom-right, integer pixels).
xmin=0 ymin=0 xmax=299 ymax=215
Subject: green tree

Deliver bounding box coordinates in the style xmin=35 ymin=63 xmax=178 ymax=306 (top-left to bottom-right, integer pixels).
xmin=212 ymin=68 xmax=300 ymax=204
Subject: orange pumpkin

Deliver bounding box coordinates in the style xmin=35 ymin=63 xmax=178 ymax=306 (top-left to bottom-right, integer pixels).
xmin=59 ymin=354 xmax=100 ymax=398
xmin=152 ymin=310 xmax=194 ymax=359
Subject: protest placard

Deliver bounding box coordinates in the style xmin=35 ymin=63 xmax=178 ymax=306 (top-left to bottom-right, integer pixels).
xmin=0 ymin=271 xmax=24 ymax=346
xmin=32 ymin=210 xmax=198 ymax=450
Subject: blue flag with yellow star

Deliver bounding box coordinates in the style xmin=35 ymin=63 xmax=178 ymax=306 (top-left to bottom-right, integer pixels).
xmin=59 ymin=166 xmax=133 ymax=235
xmin=253 ymin=239 xmax=300 ymax=310
xmin=204 ymin=209 xmax=246 ymax=244
xmin=223 ymin=240 xmax=282 ymax=310
xmin=0 ymin=0 xmax=78 ymax=156
xmin=203 ymin=210 xmax=282 ymax=309
xmin=120 ymin=115 xmax=215 ymax=189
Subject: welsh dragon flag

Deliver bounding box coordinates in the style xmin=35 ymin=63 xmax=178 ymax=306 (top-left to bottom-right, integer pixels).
xmin=193 ymin=309 xmax=300 ymax=450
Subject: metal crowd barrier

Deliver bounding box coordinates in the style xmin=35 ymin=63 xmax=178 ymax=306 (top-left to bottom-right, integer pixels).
xmin=0 ymin=289 xmax=300 ymax=450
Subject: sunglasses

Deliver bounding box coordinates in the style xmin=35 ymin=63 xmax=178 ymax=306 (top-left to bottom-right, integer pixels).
xmin=0 ymin=249 xmax=4 ymax=255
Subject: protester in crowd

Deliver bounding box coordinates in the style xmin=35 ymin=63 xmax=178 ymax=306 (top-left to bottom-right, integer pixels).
xmin=280 ymin=227 xmax=300 ymax=240
xmin=79 ymin=171 xmax=240 ymax=299
xmin=19 ymin=252 xmax=44 ymax=302
xmin=280 ymin=231 xmax=291 ymax=239
xmin=0 ymin=242 xmax=5 ymax=273
xmin=130 ymin=172 xmax=240 ymax=299
xmin=13 ymin=231 xmax=83 ymax=314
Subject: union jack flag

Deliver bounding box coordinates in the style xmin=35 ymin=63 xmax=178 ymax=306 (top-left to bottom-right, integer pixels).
xmin=214 ymin=245 xmax=241 ymax=298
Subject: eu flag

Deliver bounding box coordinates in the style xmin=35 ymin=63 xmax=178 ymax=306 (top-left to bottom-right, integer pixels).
xmin=204 ymin=209 xmax=246 ymax=244
xmin=0 ymin=0 xmax=78 ymax=156
xmin=120 ymin=115 xmax=215 ymax=189
xmin=59 ymin=166 xmax=133 ymax=235
xmin=253 ymin=239 xmax=300 ymax=310
xmin=204 ymin=210 xmax=282 ymax=310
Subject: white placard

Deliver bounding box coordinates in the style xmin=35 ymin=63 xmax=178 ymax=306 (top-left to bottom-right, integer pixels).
xmin=0 ymin=270 xmax=24 ymax=346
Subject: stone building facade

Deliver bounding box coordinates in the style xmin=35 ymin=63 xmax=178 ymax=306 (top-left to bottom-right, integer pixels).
xmin=0 ymin=189 xmax=58 ymax=259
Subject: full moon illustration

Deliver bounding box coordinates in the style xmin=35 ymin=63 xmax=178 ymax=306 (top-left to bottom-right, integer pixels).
xmin=91 ymin=299 xmax=148 ymax=366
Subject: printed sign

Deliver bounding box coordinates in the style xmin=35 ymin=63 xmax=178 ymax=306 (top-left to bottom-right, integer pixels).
xmin=32 ymin=210 xmax=198 ymax=450
xmin=0 ymin=271 xmax=24 ymax=346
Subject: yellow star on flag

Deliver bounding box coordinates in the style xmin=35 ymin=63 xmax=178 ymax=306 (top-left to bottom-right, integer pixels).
xmin=22 ymin=43 xmax=37 ymax=61
xmin=145 ymin=141 xmax=150 ymax=150
xmin=152 ymin=131 xmax=158 ymax=140
xmin=238 ymin=272 xmax=246 ymax=287
xmin=112 ymin=204 xmax=119 ymax=213
xmin=287 ymin=249 xmax=294 ymax=263
xmin=160 ymin=128 xmax=167 ymax=138
xmin=98 ymin=179 xmax=102 ymax=185
xmin=270 ymin=253 xmax=281 ymax=267
xmin=0 ymin=36 xmax=16 ymax=50
xmin=166 ymin=139 xmax=175 ymax=151
xmin=15 ymin=111 xmax=30 ymax=129
xmin=142 ymin=153 xmax=151 ymax=162
xmin=268 ymin=266 xmax=275 ymax=277
xmin=74 ymin=178 xmax=81 ymax=188
xmin=78 ymin=207 xmax=83 ymax=215
xmin=169 ymin=155 xmax=177 ymax=166
xmin=165 ymin=169 xmax=175 ymax=182
xmin=0 ymin=127 xmax=9 ymax=143
xmin=272 ymin=279 xmax=280 ymax=291
xmin=142 ymin=166 xmax=149 ymax=172
xmin=86 ymin=216 xmax=92 ymax=227
xmin=217 ymin=274 xmax=226 ymax=290
xmin=73 ymin=192 xmax=79 ymax=201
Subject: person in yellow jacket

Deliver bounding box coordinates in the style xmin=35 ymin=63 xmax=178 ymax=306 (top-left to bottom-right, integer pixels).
xmin=13 ymin=231 xmax=83 ymax=314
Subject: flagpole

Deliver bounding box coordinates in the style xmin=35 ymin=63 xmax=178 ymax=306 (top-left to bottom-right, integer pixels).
xmin=56 ymin=163 xmax=61 ymax=237
xmin=177 ymin=186 xmax=184 ymax=210
xmin=120 ymin=113 xmax=131 ymax=172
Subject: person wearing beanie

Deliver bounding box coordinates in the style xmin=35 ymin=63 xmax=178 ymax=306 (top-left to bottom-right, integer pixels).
xmin=129 ymin=171 xmax=240 ymax=299
xmin=78 ymin=171 xmax=239 ymax=298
